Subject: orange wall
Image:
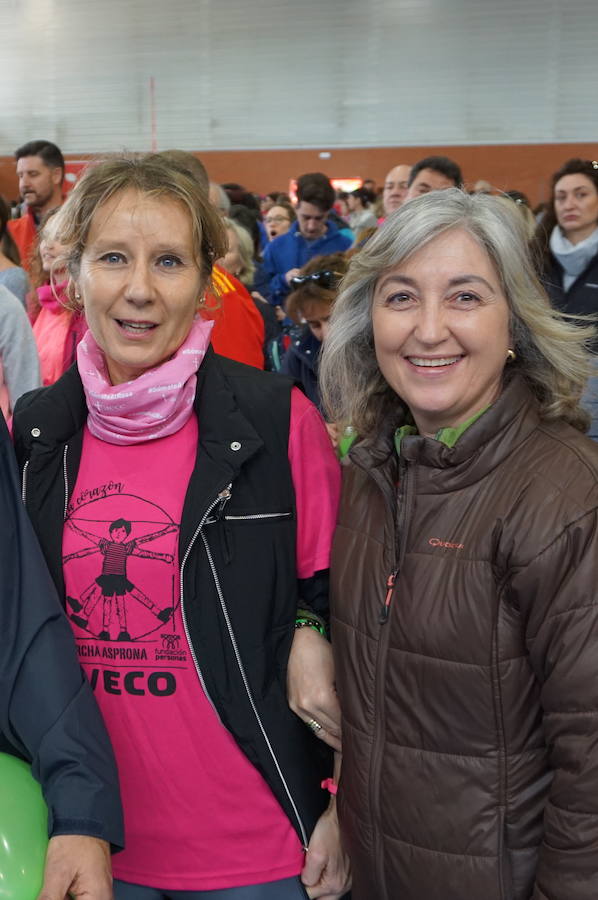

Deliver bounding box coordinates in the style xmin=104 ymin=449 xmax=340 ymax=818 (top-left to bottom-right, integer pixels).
xmin=201 ymin=143 xmax=598 ymax=208
xmin=1 ymin=142 xmax=596 ymax=208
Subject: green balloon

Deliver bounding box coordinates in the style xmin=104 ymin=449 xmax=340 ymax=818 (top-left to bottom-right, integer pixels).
xmin=0 ymin=753 xmax=48 ymax=898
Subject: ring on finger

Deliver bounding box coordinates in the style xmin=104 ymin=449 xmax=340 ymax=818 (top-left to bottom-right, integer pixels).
xmin=306 ymin=718 xmax=323 ymax=733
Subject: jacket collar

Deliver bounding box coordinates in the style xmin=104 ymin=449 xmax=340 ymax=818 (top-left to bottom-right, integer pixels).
xmin=14 ymin=364 xmax=87 ymax=453
xmin=350 ymin=374 xmax=540 ymax=494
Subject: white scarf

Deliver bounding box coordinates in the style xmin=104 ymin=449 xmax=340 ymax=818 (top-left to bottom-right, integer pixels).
xmin=550 ymin=225 xmax=598 ymax=291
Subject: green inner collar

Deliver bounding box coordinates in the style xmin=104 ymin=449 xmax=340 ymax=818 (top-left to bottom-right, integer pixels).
xmin=394 ymin=406 xmax=489 ymax=455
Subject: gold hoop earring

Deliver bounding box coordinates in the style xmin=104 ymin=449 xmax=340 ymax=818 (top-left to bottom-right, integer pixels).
xmin=506 ymin=349 xmax=516 ymax=362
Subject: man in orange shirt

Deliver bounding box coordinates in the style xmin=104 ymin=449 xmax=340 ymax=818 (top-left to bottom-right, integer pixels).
xmin=8 ymin=140 xmax=64 ymax=269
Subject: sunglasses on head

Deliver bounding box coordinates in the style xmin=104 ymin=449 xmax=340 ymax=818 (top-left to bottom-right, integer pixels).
xmin=290 ymin=270 xmax=344 ymax=289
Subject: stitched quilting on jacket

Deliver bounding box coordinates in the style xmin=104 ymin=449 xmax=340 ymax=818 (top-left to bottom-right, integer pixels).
xmin=331 ymin=375 xmax=598 ymax=900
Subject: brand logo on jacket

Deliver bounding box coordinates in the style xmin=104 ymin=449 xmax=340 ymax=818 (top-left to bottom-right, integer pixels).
xmin=428 ymin=537 xmax=465 ymax=550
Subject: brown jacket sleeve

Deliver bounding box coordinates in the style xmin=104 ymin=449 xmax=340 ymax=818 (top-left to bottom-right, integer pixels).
xmin=510 ymin=508 xmax=598 ymax=900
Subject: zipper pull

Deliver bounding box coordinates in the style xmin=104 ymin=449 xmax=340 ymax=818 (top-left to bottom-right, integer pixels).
xmin=205 ymin=485 xmax=233 ymax=526
xmin=219 ymin=486 xmax=233 ymax=564
xmin=380 ymin=570 xmax=397 ymax=624
xmin=217 ymin=484 xmax=232 ymax=514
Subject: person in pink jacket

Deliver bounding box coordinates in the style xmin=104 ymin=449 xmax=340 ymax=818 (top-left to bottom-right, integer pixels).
xmin=29 ymin=211 xmax=87 ymax=385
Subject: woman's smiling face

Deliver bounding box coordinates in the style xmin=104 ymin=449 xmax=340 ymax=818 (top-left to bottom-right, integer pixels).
xmin=372 ymin=227 xmax=511 ymax=436
xmin=76 ymin=189 xmax=204 ymax=385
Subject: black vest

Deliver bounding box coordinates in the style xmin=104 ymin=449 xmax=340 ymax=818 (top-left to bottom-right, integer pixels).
xmin=13 ymin=348 xmax=330 ymax=846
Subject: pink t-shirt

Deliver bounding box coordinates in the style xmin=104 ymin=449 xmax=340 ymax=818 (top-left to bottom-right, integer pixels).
xmin=62 ymin=388 xmax=339 ymax=890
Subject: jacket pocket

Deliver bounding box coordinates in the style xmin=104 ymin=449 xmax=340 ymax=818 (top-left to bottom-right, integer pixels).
xmin=224 ymin=511 xmax=293 ymax=522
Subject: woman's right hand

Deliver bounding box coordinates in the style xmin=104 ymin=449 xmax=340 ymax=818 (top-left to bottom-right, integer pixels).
xmin=302 ymin=800 xmax=350 ymax=899
xmin=302 ymin=751 xmax=350 ymax=899
xmin=287 ymin=626 xmax=342 ymax=752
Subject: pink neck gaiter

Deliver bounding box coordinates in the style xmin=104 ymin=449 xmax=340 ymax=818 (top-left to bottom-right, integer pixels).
xmin=77 ymin=317 xmax=213 ymax=445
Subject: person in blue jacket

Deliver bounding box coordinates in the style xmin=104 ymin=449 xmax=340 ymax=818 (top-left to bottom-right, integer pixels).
xmin=0 ymin=411 xmax=123 ymax=899
xmin=259 ymin=173 xmax=353 ymax=309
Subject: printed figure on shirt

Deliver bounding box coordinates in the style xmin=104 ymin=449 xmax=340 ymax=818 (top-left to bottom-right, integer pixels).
xmin=64 ymin=495 xmax=177 ymax=642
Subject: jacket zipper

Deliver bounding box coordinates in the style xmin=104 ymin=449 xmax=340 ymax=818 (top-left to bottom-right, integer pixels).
xmin=224 ymin=511 xmax=292 ymax=521
xmin=200 ymin=525 xmax=309 ymax=850
xmin=370 ymin=456 xmax=412 ymax=900
xmin=21 ymin=460 xmax=29 ymax=504
xmin=379 ymin=570 xmax=398 ymax=623
xmin=62 ymin=444 xmax=69 ymax=520
xmin=179 ymin=484 xmax=233 ymax=718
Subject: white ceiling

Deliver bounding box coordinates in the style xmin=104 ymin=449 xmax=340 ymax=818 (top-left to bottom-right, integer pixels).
xmin=1 ymin=0 xmax=595 ymax=153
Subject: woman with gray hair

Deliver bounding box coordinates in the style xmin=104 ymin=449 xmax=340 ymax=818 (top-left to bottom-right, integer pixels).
xmin=319 ymin=188 xmax=598 ymax=899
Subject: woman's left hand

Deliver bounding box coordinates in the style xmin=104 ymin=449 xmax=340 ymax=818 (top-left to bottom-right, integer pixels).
xmin=287 ymin=627 xmax=342 ymax=751
xmin=301 ymin=802 xmax=351 ymax=899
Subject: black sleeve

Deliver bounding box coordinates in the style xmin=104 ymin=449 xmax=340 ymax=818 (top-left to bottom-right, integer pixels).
xmin=0 ymin=416 xmax=124 ymax=849
xmin=297 ymin=569 xmax=330 ymax=627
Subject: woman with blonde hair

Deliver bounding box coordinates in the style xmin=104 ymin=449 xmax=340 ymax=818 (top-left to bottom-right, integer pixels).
xmin=319 ymin=188 xmax=598 ymax=899
xmin=28 ymin=209 xmax=87 ymax=384
xmin=13 ymin=154 xmax=349 ymax=900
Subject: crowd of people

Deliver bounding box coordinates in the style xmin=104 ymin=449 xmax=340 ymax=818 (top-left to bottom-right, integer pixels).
xmin=1 ymin=137 xmax=598 ymax=900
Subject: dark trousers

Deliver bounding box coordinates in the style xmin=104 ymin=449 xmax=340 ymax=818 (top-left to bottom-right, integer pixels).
xmin=113 ymin=875 xmax=310 ymax=899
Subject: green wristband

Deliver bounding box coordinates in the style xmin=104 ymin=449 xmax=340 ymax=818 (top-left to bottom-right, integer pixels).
xmin=296 ymin=608 xmax=326 ymax=629
xmin=295 ymin=617 xmax=327 ymax=637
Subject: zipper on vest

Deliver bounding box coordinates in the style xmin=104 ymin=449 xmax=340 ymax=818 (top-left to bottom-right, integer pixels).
xmin=21 ymin=444 xmax=69 ymax=514
xmin=371 ymin=456 xmax=412 ymax=900
xmin=62 ymin=444 xmax=69 ymax=520
xmin=179 ymin=484 xmax=233 ymax=718
xmin=21 ymin=460 xmax=29 ymax=505
xmin=224 ymin=511 xmax=292 ymax=521
xmin=379 ymin=569 xmax=398 ymax=624
xmin=200 ymin=526 xmax=309 ymax=850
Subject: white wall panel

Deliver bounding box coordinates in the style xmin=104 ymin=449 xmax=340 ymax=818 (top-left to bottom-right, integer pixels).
xmin=0 ymin=0 xmax=595 ymax=153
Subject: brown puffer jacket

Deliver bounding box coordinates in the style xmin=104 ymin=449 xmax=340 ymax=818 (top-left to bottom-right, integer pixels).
xmin=331 ymin=376 xmax=598 ymax=900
